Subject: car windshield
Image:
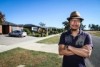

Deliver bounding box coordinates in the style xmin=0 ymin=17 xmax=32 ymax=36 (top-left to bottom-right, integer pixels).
xmin=13 ymin=30 xmax=21 ymax=33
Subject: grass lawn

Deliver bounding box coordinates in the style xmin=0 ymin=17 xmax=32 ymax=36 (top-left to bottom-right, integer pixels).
xmin=87 ymin=31 xmax=100 ymax=36
xmin=0 ymin=48 xmax=62 ymax=67
xmin=37 ymin=35 xmax=60 ymax=44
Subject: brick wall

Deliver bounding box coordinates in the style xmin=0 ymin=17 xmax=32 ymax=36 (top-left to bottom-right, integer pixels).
xmin=0 ymin=25 xmax=2 ymax=34
xmin=9 ymin=26 xmax=12 ymax=33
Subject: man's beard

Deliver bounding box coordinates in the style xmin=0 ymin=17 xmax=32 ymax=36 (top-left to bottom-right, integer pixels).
xmin=70 ymin=25 xmax=80 ymax=31
xmin=71 ymin=28 xmax=79 ymax=31
xmin=71 ymin=29 xmax=77 ymax=31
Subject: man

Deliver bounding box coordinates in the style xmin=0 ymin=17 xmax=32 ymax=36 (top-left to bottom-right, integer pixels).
xmin=58 ymin=11 xmax=93 ymax=67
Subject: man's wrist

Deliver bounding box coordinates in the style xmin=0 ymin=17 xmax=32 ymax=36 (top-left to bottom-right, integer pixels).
xmin=65 ymin=45 xmax=71 ymax=51
xmin=67 ymin=45 xmax=70 ymax=50
xmin=66 ymin=45 xmax=68 ymax=48
xmin=68 ymin=45 xmax=73 ymax=50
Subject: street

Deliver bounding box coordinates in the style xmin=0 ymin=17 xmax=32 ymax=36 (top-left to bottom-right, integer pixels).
xmin=89 ymin=36 xmax=100 ymax=67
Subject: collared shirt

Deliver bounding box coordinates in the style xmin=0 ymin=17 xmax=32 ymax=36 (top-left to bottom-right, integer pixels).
xmin=58 ymin=29 xmax=93 ymax=67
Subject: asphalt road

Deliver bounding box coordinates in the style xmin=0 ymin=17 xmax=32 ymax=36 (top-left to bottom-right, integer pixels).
xmin=89 ymin=35 xmax=100 ymax=67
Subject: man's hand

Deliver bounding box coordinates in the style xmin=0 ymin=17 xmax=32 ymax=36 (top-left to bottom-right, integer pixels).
xmin=59 ymin=45 xmax=75 ymax=56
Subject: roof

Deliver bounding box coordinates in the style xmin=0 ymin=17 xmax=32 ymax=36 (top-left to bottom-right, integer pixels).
xmin=2 ymin=21 xmax=17 ymax=26
xmin=2 ymin=21 xmax=23 ymax=27
xmin=24 ymin=24 xmax=47 ymax=29
xmin=24 ymin=24 xmax=37 ymax=27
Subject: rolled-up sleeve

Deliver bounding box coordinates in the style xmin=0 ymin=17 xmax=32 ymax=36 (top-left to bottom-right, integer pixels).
xmin=84 ymin=33 xmax=93 ymax=47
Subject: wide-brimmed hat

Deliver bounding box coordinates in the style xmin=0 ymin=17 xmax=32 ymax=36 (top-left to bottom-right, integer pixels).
xmin=67 ymin=11 xmax=84 ymax=22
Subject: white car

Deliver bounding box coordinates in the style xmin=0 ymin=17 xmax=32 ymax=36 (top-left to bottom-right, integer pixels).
xmin=9 ymin=30 xmax=27 ymax=37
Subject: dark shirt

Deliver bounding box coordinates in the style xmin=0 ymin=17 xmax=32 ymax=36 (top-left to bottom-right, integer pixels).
xmin=58 ymin=30 xmax=93 ymax=67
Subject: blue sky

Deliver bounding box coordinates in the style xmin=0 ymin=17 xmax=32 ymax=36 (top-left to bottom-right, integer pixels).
xmin=0 ymin=0 xmax=100 ymax=29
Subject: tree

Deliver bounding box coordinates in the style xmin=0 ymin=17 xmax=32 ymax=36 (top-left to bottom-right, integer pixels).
xmin=0 ymin=11 xmax=5 ymax=25
xmin=39 ymin=22 xmax=46 ymax=37
xmin=98 ymin=26 xmax=100 ymax=31
xmin=88 ymin=24 xmax=91 ymax=30
xmin=80 ymin=23 xmax=86 ymax=30
xmin=88 ymin=24 xmax=100 ymax=31
xmin=62 ymin=21 xmax=70 ymax=30
xmin=39 ymin=22 xmax=45 ymax=27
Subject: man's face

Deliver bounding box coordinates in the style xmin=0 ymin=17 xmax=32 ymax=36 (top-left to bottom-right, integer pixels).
xmin=69 ymin=18 xmax=81 ymax=30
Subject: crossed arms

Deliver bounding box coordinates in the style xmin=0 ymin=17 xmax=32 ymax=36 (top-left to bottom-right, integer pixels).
xmin=58 ymin=44 xmax=92 ymax=58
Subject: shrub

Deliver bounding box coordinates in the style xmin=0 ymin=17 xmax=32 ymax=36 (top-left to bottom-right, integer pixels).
xmin=23 ymin=28 xmax=32 ymax=35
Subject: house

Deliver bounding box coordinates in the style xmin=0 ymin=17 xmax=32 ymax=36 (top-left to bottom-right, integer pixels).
xmin=0 ymin=21 xmax=23 ymax=34
xmin=24 ymin=24 xmax=47 ymax=32
xmin=24 ymin=24 xmax=48 ymax=36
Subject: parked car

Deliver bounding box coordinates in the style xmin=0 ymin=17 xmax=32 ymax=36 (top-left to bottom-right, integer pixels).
xmin=9 ymin=30 xmax=27 ymax=37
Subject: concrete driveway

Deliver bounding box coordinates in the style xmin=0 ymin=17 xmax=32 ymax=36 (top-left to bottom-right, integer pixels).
xmin=0 ymin=35 xmax=39 ymax=45
xmin=0 ymin=34 xmax=59 ymax=53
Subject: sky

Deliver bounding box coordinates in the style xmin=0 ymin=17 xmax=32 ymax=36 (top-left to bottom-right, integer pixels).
xmin=0 ymin=0 xmax=100 ymax=29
